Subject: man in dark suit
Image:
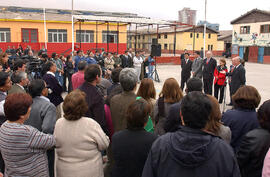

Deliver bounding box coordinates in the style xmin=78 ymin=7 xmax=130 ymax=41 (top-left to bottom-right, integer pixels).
xmin=228 ymin=56 xmax=246 ymax=105
xmin=181 ymin=53 xmax=193 ymax=91
xmin=180 ymin=49 xmax=187 ymax=60
xmin=202 ymin=51 xmax=217 ymax=95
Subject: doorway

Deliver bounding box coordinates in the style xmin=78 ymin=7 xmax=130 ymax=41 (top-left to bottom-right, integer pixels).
xmin=243 ymin=47 xmax=249 ymax=61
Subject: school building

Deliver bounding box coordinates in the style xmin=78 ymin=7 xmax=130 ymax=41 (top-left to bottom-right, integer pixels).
xmin=231 ymin=9 xmax=270 ymax=64
xmin=0 ymin=6 xmax=133 ymax=54
xmin=128 ymin=25 xmax=224 ymax=56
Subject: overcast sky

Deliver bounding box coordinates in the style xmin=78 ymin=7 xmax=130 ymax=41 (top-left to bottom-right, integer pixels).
xmin=1 ymin=0 xmax=270 ymax=30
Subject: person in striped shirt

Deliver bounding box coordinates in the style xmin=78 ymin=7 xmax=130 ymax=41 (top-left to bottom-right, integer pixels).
xmin=0 ymin=93 xmax=55 ymax=177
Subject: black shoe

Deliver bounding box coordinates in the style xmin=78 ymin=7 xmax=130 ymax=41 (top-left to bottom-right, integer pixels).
xmin=226 ymin=103 xmax=233 ymax=106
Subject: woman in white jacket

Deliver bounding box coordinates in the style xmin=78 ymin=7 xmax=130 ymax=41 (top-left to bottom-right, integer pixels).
xmin=54 ymin=90 xmax=109 ymax=177
xmin=133 ymin=51 xmax=143 ymax=82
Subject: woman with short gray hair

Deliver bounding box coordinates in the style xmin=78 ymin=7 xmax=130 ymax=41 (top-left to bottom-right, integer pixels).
xmin=119 ymin=68 xmax=138 ymax=92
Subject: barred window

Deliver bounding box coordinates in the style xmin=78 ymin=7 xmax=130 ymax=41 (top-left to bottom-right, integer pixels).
xmin=76 ymin=30 xmax=94 ymax=43
xmin=0 ymin=28 xmax=11 ymax=42
xmin=48 ymin=29 xmax=67 ymax=43
xmin=102 ymin=31 xmax=118 ymax=43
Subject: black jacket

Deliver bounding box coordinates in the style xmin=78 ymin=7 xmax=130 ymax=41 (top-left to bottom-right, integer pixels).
xmin=230 ymin=64 xmax=246 ymax=95
xmin=78 ymin=82 xmax=109 ymax=136
xmin=120 ymin=55 xmax=128 ymax=68
xmin=181 ymin=59 xmax=193 ymax=79
xmin=112 ymin=129 xmax=157 ymax=177
xmin=142 ymin=126 xmax=241 ymax=177
xmin=42 ymin=73 xmax=63 ymax=107
xmin=164 ymin=101 xmax=182 ymax=133
xmin=237 ymin=128 xmax=270 ymax=177
xmin=202 ymin=57 xmax=217 ymax=80
xmin=127 ymin=55 xmax=133 ymax=68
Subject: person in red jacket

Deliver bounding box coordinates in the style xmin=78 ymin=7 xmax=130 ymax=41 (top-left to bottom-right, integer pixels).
xmin=214 ymin=58 xmax=228 ymax=103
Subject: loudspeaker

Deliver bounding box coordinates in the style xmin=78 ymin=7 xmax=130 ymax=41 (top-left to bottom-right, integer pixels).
xmin=151 ymin=44 xmax=161 ymax=57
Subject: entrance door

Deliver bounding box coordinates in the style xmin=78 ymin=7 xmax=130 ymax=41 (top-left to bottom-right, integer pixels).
xmin=21 ymin=29 xmax=39 ymax=52
xmin=243 ymin=47 xmax=249 ymax=61
xmin=239 ymin=47 xmax=244 ymax=59
xmin=258 ymin=47 xmax=264 ymax=63
xmin=22 ymin=29 xmax=38 ymax=43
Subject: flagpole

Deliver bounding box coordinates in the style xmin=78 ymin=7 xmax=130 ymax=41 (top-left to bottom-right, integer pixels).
xmin=203 ymin=0 xmax=207 ymax=59
xmin=43 ymin=8 xmax=47 ymax=50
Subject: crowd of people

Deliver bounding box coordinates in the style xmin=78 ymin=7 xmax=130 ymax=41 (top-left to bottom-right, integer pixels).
xmin=0 ymin=45 xmax=269 ymax=177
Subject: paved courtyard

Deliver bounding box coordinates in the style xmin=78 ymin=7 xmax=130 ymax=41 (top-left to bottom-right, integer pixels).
xmin=152 ymin=59 xmax=270 ymax=110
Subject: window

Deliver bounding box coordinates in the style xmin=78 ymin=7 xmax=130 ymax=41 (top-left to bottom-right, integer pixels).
xmin=102 ymin=31 xmax=118 ymax=43
xmin=240 ymin=26 xmax=250 ymax=34
xmin=164 ymin=34 xmax=168 ymax=39
xmin=208 ymin=45 xmax=210 ymax=51
xmin=261 ymin=24 xmax=270 ymax=33
xmin=164 ymin=44 xmax=168 ymax=50
xmin=138 ymin=44 xmax=141 ymax=48
xmin=197 ymin=33 xmax=199 ymax=38
xmin=158 ymin=34 xmax=161 ymax=39
xmin=143 ymin=35 xmax=145 ymax=40
xmin=208 ymin=33 xmax=211 ymax=39
xmin=76 ymin=30 xmax=94 ymax=43
xmin=48 ymin=29 xmax=67 ymax=43
xmin=138 ymin=35 xmax=140 ymax=40
xmin=208 ymin=45 xmax=213 ymax=51
xmin=190 ymin=33 xmax=193 ymax=38
xmin=0 ymin=28 xmax=11 ymax=42
xmin=22 ymin=29 xmax=38 ymax=43
xmin=211 ymin=45 xmax=213 ymax=51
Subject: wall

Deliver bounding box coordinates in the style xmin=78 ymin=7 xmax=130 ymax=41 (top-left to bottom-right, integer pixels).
xmin=217 ymin=41 xmax=225 ymax=51
xmin=232 ymin=21 xmax=270 ymax=46
xmin=130 ymin=31 xmax=219 ymax=51
xmin=0 ymin=20 xmax=127 ymax=43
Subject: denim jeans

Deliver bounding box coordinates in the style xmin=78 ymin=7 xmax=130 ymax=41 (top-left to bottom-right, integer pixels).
xmin=55 ymin=72 xmax=63 ymax=86
xmin=148 ymin=66 xmax=154 ymax=79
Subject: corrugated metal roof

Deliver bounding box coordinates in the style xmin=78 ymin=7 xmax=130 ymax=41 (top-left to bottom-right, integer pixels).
xmin=73 ymin=15 xmax=173 ymax=25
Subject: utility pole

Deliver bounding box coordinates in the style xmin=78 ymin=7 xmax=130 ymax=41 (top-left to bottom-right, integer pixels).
xmin=43 ymin=8 xmax=47 ymax=50
xmin=71 ymin=0 xmax=74 ymax=56
xmin=203 ymin=0 xmax=207 ymax=59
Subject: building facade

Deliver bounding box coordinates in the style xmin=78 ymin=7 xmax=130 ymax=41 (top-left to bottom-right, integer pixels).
xmin=0 ymin=6 xmax=131 ymax=54
xmin=128 ymin=26 xmax=222 ymax=55
xmin=178 ymin=8 xmax=197 ymax=26
xmin=231 ymin=9 xmax=270 ymax=64
xmin=197 ymin=20 xmax=220 ymax=31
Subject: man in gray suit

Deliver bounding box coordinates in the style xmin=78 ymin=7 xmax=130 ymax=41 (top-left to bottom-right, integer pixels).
xmin=8 ymin=71 xmax=28 ymax=95
xmin=25 ymin=79 xmax=56 ymax=177
xmin=192 ymin=51 xmax=203 ymax=79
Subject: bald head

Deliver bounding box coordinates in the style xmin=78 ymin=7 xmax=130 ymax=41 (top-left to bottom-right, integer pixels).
xmin=232 ymin=56 xmax=241 ymax=66
xmin=206 ymin=51 xmax=212 ymax=59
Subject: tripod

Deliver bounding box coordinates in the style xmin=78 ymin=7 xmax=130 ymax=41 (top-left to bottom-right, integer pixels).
xmin=150 ymin=56 xmax=160 ymax=82
xmin=222 ymin=77 xmax=229 ymax=113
